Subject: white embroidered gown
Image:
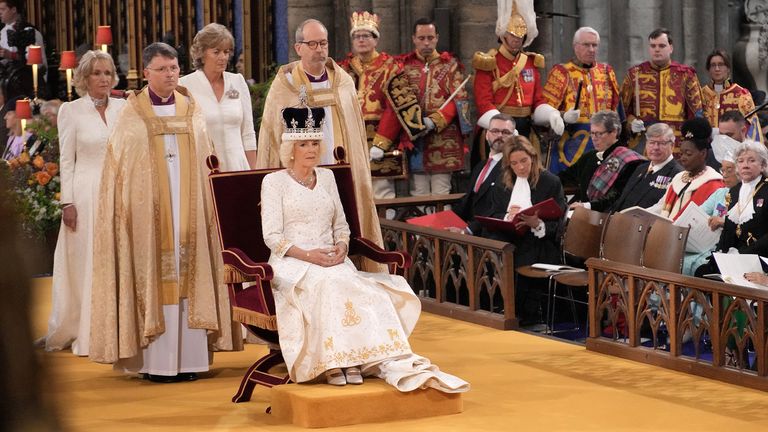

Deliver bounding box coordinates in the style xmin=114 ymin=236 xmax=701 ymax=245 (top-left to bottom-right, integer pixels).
xmin=261 ymin=168 xmax=469 ymax=392
xmin=45 ymin=96 xmax=126 ymax=355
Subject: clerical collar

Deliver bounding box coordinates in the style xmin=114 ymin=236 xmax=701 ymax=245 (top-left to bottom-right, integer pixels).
xmin=305 ymin=69 xmax=328 ymax=83
xmin=148 ymin=87 xmax=175 ymax=105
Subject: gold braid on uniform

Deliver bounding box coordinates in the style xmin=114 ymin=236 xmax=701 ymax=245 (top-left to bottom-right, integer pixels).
xmin=472 ymin=49 xmax=497 ymax=71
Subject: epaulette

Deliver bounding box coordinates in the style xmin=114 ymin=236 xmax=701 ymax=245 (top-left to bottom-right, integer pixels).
xmin=472 ymin=49 xmax=497 ymax=71
xmin=525 ymin=51 xmax=545 ymax=69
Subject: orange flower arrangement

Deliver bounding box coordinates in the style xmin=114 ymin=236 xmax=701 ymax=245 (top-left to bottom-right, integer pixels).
xmin=7 ymin=114 xmax=61 ymax=238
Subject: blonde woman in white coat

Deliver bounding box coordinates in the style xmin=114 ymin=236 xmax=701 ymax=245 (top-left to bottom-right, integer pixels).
xmin=180 ymin=23 xmax=256 ymax=171
xmin=44 ymin=50 xmax=126 ymax=355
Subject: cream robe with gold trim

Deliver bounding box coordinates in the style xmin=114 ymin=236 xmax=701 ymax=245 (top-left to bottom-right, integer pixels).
xmin=89 ymin=86 xmax=240 ymax=364
xmin=256 ymin=59 xmax=384 ymax=271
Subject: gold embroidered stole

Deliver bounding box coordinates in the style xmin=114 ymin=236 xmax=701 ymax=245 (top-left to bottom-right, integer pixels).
xmin=294 ymin=62 xmax=348 ymax=161
xmin=135 ymin=89 xmax=198 ymax=304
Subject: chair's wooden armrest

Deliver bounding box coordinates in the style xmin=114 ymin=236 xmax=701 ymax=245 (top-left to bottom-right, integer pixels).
xmin=374 ymin=193 xmax=465 ymax=208
xmin=349 ymin=237 xmax=411 ymax=269
xmin=222 ymin=248 xmax=274 ymax=280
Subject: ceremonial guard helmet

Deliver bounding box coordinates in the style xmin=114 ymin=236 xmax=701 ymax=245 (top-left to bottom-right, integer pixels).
xmin=496 ymin=0 xmax=538 ymax=47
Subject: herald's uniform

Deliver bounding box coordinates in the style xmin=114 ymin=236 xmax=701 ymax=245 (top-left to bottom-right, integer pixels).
xmin=702 ymin=81 xmax=759 ymax=129
xmin=620 ymin=61 xmax=703 ymax=153
xmin=374 ymin=51 xmax=468 ymax=174
xmin=339 ymin=51 xmax=405 ymax=179
xmin=542 ymin=61 xmax=622 ymax=172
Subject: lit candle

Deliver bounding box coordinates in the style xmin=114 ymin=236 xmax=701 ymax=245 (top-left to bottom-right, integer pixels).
xmin=26 ymin=45 xmax=42 ymax=99
xmin=96 ymin=26 xmax=112 ymax=53
xmin=59 ymin=51 xmax=77 ymax=101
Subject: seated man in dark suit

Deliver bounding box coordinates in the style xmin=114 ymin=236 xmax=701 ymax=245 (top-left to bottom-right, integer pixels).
xmin=611 ymin=122 xmax=682 ymax=212
xmin=452 ymin=113 xmax=515 ymax=236
xmin=559 ymin=110 xmax=645 ymax=212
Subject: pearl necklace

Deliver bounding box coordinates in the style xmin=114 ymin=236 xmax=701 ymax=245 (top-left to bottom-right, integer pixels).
xmin=288 ymin=168 xmax=315 ymax=187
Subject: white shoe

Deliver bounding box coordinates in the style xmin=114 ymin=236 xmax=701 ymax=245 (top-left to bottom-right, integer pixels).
xmin=344 ymin=367 xmax=363 ymax=385
xmin=326 ymin=368 xmax=346 ymax=386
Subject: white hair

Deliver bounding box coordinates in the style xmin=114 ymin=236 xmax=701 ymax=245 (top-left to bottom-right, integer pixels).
xmin=735 ymin=141 xmax=768 ymax=177
xmin=573 ymin=27 xmax=600 ymax=46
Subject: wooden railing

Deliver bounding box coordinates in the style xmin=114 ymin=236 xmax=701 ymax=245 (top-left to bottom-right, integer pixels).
xmin=586 ymin=257 xmax=768 ymax=391
xmin=375 ymin=194 xmax=465 ymax=219
xmin=380 ymin=219 xmax=517 ymax=330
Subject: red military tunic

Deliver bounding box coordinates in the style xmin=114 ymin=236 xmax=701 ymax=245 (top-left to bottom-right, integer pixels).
xmin=472 ymin=44 xmax=545 ymax=121
xmin=374 ymin=50 xmax=467 ymax=174
xmin=620 ymin=61 xmax=703 ymax=153
xmin=701 ymin=81 xmax=756 ymax=128
xmin=338 ymin=50 xmax=405 ymax=178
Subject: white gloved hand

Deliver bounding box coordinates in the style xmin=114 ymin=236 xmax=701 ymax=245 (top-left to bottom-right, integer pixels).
xmin=423 ymin=117 xmax=436 ymax=131
xmin=369 ymin=146 xmax=384 ymax=161
xmin=563 ymin=109 xmax=580 ymax=124
xmin=549 ymin=111 xmax=565 ymax=135
xmin=630 ymin=118 xmax=646 ymax=133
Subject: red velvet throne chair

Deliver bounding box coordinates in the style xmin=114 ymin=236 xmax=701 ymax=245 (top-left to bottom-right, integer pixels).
xmin=207 ymin=152 xmax=411 ymax=403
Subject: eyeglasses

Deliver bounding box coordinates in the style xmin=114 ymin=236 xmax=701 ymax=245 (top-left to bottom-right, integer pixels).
xmin=646 ymin=139 xmax=672 ymax=147
xmin=352 ymin=33 xmax=373 ymax=41
xmin=720 ymin=166 xmax=735 ymax=175
xmin=488 ymin=128 xmax=514 ymax=136
xmin=709 ymin=62 xmax=728 ymax=69
xmin=298 ymin=39 xmax=329 ymax=49
xmin=589 ymin=130 xmax=610 ymax=138
xmin=145 ymin=65 xmax=180 ymax=73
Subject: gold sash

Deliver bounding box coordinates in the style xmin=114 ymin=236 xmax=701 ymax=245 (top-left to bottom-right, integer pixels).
xmin=135 ymin=89 xmax=198 ymax=304
xmin=493 ymin=49 xmax=528 ymax=108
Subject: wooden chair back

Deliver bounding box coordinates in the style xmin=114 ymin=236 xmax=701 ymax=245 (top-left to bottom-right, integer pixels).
xmin=600 ymin=212 xmax=649 ymax=266
xmin=562 ymin=207 xmax=609 ymax=262
xmin=641 ymin=220 xmax=689 ymax=273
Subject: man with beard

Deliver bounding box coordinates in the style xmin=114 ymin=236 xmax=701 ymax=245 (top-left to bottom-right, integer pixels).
xmin=256 ymin=19 xmax=384 ymax=271
xmin=373 ymin=17 xmax=469 ymax=197
xmin=452 ymin=114 xmax=516 ymax=236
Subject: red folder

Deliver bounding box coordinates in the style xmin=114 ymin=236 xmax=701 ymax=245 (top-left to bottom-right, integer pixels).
xmin=407 ymin=210 xmax=468 ymax=230
xmin=476 ymin=198 xmax=563 ymax=236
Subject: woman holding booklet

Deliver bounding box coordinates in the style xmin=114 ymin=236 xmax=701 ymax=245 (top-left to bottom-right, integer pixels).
xmin=487 ymin=136 xmax=567 ymax=268
xmin=695 ymin=141 xmax=768 ymax=277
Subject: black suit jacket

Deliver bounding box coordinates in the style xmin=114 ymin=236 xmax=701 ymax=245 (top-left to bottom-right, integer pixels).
xmin=487 ymin=170 xmax=567 ymax=267
xmin=716 ymin=176 xmax=768 ymax=256
xmin=453 ymin=158 xmax=502 ymax=235
xmin=611 ymin=159 xmax=683 ymax=212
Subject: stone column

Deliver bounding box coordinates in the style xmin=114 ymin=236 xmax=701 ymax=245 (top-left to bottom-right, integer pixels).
xmin=372 ymin=0 xmax=401 ymax=54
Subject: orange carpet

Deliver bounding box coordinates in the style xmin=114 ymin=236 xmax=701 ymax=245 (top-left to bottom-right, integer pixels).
xmin=30 ymin=277 xmax=768 ymax=431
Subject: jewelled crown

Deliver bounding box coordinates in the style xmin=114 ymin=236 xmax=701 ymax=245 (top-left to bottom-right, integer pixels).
xmin=281 ymin=86 xmax=325 ymax=141
xmin=350 ymin=11 xmax=380 ymax=38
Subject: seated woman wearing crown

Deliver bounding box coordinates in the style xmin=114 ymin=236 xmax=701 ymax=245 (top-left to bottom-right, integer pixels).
xmin=259 ymin=104 xmax=469 ymax=392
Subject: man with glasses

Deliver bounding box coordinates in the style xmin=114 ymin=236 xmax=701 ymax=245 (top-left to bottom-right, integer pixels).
xmin=453 ymin=114 xmax=516 ymax=236
xmin=256 ymin=19 xmax=384 ymax=271
xmin=620 ymin=28 xmax=703 ymax=155
xmin=90 ymin=42 xmax=238 ymax=382
xmin=611 ymin=123 xmax=682 ymax=212
xmin=373 ymin=17 xmax=469 ymax=198
xmin=559 ymin=110 xmax=643 ymax=211
xmin=338 ymin=11 xmax=404 ymax=204
xmin=532 ymin=27 xmax=622 ymax=174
